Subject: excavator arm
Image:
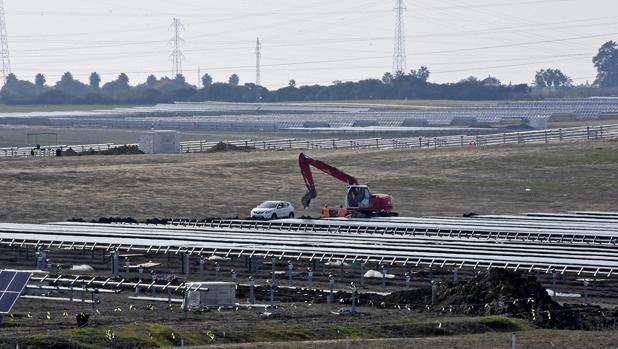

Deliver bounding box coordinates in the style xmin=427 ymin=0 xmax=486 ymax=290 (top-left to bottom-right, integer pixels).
xmin=299 ymin=152 xmax=358 ymax=208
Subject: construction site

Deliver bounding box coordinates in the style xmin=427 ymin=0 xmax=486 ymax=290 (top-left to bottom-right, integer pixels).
xmin=1 ymin=0 xmax=618 ymax=347
xmin=0 ymin=97 xmax=617 ymax=348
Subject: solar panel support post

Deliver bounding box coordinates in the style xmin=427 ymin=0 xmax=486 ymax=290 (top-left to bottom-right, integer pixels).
xmin=249 ymin=276 xmax=255 ymax=305
xmin=381 ymin=265 xmax=387 ymax=291
xmin=151 ymin=271 xmax=157 ymax=297
xmin=360 ymin=263 xmax=365 ymax=285
xmin=181 ymin=253 xmax=190 ymax=276
xmin=111 ymin=250 xmax=119 ymax=277
xmin=405 ymin=272 xmax=411 ymax=289
xmin=328 ymin=274 xmax=334 ymax=305
xmin=35 ymin=249 xmax=46 ymax=271
xmin=124 ymin=257 xmax=130 ymax=275
xmin=231 ymin=269 xmax=237 ymax=284
xmin=583 ymin=280 xmax=589 ymax=305
xmin=512 ymin=332 xmax=517 ymax=349
xmin=271 ymin=257 xmax=276 ymax=286
xmin=431 ymin=281 xmax=437 ymax=305
xmin=350 ymin=285 xmax=357 ymax=314
xmin=307 ymin=268 xmax=313 ymax=290
xmin=199 ymin=257 xmax=205 ymax=279
xmin=268 ymin=280 xmax=274 ymax=310
xmin=453 ymin=267 xmax=459 ymax=283
xmin=214 ymin=262 xmax=220 ymax=281
xmin=137 ymin=268 xmax=143 ymax=295
xmin=288 ymin=261 xmax=293 ymax=286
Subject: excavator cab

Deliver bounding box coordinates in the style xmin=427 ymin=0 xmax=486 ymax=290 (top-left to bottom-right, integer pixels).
xmin=345 ymin=185 xmax=372 ymax=209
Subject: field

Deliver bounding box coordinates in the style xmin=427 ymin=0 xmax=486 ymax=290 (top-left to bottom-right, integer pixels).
xmin=1 ymin=138 xmax=618 ymax=348
xmin=0 ymin=138 xmax=616 ymax=223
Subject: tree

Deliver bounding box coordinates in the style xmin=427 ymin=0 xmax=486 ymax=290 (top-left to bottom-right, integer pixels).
xmin=410 ymin=66 xmax=430 ymax=82
xmin=382 ymin=72 xmax=394 ymax=84
xmin=174 ymin=73 xmax=186 ymax=83
xmin=60 ymin=72 xmax=74 ymax=83
xmin=55 ymin=72 xmax=90 ymax=100
xmin=228 ymin=74 xmax=239 ymax=86
xmin=201 ymin=73 xmax=213 ymax=87
xmin=117 ymin=73 xmax=129 ymax=86
xmin=35 ymin=73 xmax=46 ymax=87
xmin=288 ymin=79 xmax=296 ymax=88
xmin=89 ymin=72 xmax=101 ymax=88
xmin=534 ymin=68 xmax=572 ymax=88
xmin=146 ymin=74 xmax=157 ymax=87
xmin=593 ymin=41 xmax=618 ymax=87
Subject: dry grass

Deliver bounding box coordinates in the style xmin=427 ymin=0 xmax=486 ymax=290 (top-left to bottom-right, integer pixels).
xmin=198 ymin=330 xmax=618 ymax=349
xmin=0 ymin=140 xmax=616 ymax=223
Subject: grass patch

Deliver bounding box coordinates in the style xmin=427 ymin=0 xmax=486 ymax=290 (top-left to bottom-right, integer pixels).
xmin=480 ymin=316 xmax=530 ymax=332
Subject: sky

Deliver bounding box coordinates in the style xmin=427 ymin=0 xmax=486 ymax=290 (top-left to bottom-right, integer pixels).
xmin=4 ymin=0 xmax=618 ymax=89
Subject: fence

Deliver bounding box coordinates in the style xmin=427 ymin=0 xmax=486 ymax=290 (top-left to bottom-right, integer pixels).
xmin=2 ymin=124 xmax=617 ymax=159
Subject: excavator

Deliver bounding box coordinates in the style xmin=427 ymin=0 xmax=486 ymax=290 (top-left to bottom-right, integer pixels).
xmin=298 ymin=152 xmax=396 ymax=217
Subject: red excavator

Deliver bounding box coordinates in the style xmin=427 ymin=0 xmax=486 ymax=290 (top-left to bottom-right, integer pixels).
xmin=298 ymin=152 xmax=395 ymax=217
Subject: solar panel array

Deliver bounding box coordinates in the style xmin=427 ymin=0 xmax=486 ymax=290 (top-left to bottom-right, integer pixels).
xmin=1 ymin=99 xmax=617 ymax=131
xmin=0 ymin=270 xmax=32 ymax=314
xmin=0 ymin=212 xmax=617 ymax=277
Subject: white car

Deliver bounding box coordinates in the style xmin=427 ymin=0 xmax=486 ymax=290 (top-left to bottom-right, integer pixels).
xmin=250 ymin=201 xmax=294 ymax=220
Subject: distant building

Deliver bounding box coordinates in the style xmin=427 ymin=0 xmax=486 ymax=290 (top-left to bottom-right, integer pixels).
xmin=482 ymin=76 xmax=501 ymax=87
xmin=139 ymin=130 xmax=180 ymax=154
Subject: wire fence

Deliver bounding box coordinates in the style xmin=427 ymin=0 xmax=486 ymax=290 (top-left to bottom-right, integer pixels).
xmin=2 ymin=124 xmax=617 ymax=158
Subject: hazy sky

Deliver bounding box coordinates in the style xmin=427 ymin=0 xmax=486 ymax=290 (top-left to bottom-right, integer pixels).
xmin=5 ymin=0 xmax=618 ymax=88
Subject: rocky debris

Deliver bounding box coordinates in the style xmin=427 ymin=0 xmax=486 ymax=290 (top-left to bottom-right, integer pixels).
xmin=61 ymin=145 xmax=143 ymax=156
xmin=68 ymin=216 xmax=242 ymax=225
xmin=382 ymin=269 xmax=618 ymax=330
xmin=207 ymin=141 xmax=254 ymax=153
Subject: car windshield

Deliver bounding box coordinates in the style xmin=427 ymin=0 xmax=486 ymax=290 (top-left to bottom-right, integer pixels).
xmin=258 ymin=201 xmax=279 ymax=208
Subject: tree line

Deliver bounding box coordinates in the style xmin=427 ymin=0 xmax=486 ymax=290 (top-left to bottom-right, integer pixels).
xmin=2 ymin=41 xmax=618 ymax=105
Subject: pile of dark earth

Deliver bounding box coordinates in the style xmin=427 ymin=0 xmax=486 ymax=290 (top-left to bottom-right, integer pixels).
xmin=239 ymin=270 xmax=618 ymax=330
xmin=207 ymin=141 xmax=255 ymax=153
xmin=62 ymin=145 xmax=143 ymax=156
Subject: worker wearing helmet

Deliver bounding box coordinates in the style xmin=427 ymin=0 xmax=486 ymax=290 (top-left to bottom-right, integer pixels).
xmin=322 ymin=205 xmax=330 ymax=218
xmin=338 ymin=205 xmax=346 ymax=218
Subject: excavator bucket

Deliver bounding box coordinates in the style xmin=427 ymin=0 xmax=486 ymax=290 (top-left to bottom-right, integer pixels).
xmin=301 ymin=191 xmax=315 ymax=208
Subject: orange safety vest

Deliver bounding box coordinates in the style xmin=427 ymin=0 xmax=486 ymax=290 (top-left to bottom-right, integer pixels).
xmin=322 ymin=207 xmax=330 ymax=218
xmin=338 ymin=207 xmax=346 ymax=218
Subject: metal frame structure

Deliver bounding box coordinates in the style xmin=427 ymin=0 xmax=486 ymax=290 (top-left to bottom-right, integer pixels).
xmin=0 ymin=213 xmax=617 ymax=278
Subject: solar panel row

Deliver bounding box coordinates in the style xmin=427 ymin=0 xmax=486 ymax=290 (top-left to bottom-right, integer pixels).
xmin=0 ymin=270 xmax=32 ymax=314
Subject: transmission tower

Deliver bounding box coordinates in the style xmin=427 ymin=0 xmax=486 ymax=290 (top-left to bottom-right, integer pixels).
xmin=392 ymin=0 xmax=407 ymax=74
xmin=0 ymin=0 xmax=11 ymax=81
xmin=255 ymin=37 xmax=261 ymax=86
xmin=169 ymin=17 xmax=185 ymax=77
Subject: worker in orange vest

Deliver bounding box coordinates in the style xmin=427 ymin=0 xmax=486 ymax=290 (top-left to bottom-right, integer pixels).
xmin=338 ymin=205 xmax=346 ymax=218
xmin=322 ymin=205 xmax=330 ymax=218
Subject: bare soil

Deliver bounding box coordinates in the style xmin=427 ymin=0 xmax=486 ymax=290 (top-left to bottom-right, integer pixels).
xmin=0 ymin=139 xmax=616 ymax=223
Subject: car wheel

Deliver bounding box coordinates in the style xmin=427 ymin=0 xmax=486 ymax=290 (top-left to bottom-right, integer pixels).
xmin=289 ymin=212 xmax=294 ymax=218
xmin=271 ymin=213 xmax=278 ymax=220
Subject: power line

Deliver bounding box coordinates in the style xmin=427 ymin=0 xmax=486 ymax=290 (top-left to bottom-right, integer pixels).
xmin=169 ymin=17 xmax=185 ymax=77
xmin=392 ymin=0 xmax=406 ymax=74
xmin=255 ymin=37 xmax=261 ymax=85
xmin=0 ymin=0 xmax=11 ymax=80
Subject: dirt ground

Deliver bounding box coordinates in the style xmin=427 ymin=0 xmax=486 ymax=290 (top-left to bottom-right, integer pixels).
xmin=0 ymin=139 xmax=616 ymax=223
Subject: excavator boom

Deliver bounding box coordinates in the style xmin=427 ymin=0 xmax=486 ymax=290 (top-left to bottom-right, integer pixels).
xmin=299 ymin=153 xmax=358 ymax=208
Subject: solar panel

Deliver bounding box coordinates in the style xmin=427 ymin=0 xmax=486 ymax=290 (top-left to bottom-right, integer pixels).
xmin=0 ymin=270 xmax=32 ymax=314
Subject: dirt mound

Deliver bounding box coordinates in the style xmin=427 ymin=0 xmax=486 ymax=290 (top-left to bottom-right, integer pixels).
xmin=68 ymin=216 xmax=243 ymax=225
xmin=61 ymin=145 xmax=143 ymax=156
xmin=207 ymin=141 xmax=254 ymax=153
xmin=384 ymin=269 xmax=618 ymax=329
xmin=98 ymin=145 xmax=143 ymax=155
